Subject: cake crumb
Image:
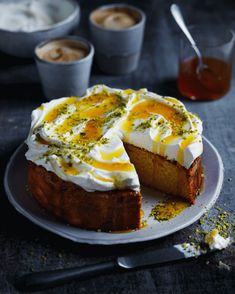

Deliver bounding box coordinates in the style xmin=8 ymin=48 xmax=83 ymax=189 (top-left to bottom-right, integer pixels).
xmin=218 ymin=261 xmax=231 ymax=271
xmin=205 ymin=229 xmax=231 ymax=250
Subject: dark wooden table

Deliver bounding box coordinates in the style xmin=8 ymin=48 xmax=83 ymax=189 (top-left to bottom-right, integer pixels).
xmin=0 ymin=0 xmax=234 ymax=293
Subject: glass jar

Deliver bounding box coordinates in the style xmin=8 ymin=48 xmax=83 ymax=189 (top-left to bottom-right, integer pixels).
xmin=178 ymin=25 xmax=234 ymax=101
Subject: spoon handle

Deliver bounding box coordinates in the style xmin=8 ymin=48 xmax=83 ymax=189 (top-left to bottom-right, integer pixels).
xmin=170 ymin=4 xmax=202 ymax=61
xmin=170 ymin=4 xmax=196 ymax=46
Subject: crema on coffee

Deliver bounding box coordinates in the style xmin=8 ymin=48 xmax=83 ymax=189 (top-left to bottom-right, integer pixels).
xmin=91 ymin=7 xmax=140 ymax=30
xmin=36 ymin=39 xmax=88 ymax=63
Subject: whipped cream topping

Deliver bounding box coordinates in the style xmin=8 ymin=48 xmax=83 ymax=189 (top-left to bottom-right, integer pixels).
xmin=26 ymin=85 xmax=203 ymax=192
xmin=121 ymin=89 xmax=203 ymax=169
xmin=205 ymin=229 xmax=231 ymax=250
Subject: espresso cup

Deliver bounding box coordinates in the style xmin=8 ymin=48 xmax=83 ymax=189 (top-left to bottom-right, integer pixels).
xmin=89 ymin=4 xmax=145 ymax=74
xmin=35 ymin=36 xmax=94 ymax=100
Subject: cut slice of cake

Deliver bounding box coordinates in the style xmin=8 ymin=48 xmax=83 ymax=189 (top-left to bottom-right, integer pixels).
xmin=25 ymin=85 xmax=203 ymax=231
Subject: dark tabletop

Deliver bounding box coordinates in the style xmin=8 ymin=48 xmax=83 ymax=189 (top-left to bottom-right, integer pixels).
xmin=0 ymin=0 xmax=235 ymax=293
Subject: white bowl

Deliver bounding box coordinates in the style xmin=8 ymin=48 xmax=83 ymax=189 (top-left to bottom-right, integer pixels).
xmin=0 ymin=0 xmax=80 ymax=58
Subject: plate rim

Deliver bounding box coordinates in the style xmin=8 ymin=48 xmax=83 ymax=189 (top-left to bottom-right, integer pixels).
xmin=4 ymin=136 xmax=224 ymax=245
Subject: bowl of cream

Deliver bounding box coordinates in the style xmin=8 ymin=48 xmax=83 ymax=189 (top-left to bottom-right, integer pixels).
xmin=0 ymin=0 xmax=80 ymax=57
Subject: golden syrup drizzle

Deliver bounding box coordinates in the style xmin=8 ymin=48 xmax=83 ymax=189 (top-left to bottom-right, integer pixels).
xmin=80 ymin=120 xmax=102 ymax=141
xmin=44 ymin=93 xmax=123 ymax=143
xmin=150 ymin=199 xmax=190 ymax=222
xmin=164 ymin=97 xmax=182 ymax=106
xmin=159 ymin=135 xmax=177 ymax=157
xmin=177 ymin=133 xmax=198 ymax=165
xmin=91 ymin=160 xmax=134 ymax=172
xmin=100 ymin=147 xmax=125 ymax=161
xmin=60 ymin=161 xmax=79 ymax=176
xmin=152 ymin=140 xmax=158 ymax=154
xmin=90 ymin=173 xmax=113 ymax=183
xmin=130 ymin=100 xmax=184 ymax=124
xmin=79 ymin=106 xmax=105 ymax=118
xmin=123 ymin=100 xmax=185 ymax=140
xmin=123 ymin=89 xmax=135 ymax=95
xmin=140 ymin=209 xmax=144 ymax=218
xmin=122 ymin=99 xmax=200 ymax=164
xmin=44 ymin=97 xmax=76 ymax=123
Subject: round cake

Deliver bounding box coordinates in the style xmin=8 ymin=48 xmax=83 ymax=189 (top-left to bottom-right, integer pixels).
xmin=25 ymin=85 xmax=203 ymax=231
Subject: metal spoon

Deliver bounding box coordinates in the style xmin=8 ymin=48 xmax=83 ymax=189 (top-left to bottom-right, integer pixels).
xmin=170 ymin=3 xmax=206 ymax=74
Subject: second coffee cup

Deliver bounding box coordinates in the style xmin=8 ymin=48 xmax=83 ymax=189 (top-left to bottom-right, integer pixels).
xmin=89 ymin=4 xmax=145 ymax=74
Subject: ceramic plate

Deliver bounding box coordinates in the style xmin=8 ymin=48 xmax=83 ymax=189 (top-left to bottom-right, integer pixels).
xmin=4 ymin=137 xmax=224 ymax=245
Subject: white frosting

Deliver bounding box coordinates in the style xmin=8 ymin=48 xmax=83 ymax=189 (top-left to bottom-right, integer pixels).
xmin=205 ymin=229 xmax=231 ymax=250
xmin=26 ymin=85 xmax=139 ymax=192
xmin=0 ymin=0 xmax=72 ymax=32
xmin=121 ymin=89 xmax=203 ymax=169
xmin=25 ymin=85 xmax=203 ymax=192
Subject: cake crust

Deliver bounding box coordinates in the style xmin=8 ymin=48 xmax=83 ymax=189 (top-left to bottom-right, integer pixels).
xmin=28 ymin=161 xmax=142 ymax=231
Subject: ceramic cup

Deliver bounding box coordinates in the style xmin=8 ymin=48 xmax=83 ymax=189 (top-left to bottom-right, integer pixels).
xmin=35 ymin=36 xmax=94 ymax=100
xmin=89 ymin=4 xmax=145 ymax=74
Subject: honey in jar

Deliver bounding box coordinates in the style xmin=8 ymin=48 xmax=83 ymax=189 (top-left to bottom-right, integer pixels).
xmin=178 ymin=56 xmax=232 ymax=101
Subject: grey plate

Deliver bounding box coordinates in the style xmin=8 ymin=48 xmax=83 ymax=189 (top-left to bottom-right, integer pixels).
xmin=4 ymin=137 xmax=224 ymax=245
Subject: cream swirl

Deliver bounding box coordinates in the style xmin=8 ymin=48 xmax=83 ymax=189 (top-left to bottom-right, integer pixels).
xmin=121 ymin=89 xmax=203 ymax=169
xmin=25 ymin=85 xmax=203 ymax=192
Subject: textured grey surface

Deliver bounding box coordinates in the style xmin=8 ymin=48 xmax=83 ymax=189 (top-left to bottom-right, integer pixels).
xmin=0 ymin=0 xmax=234 ymax=293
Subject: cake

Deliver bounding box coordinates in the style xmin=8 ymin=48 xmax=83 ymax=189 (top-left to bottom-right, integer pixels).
xmin=25 ymin=85 xmax=203 ymax=231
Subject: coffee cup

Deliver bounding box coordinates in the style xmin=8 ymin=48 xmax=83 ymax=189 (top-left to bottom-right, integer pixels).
xmin=89 ymin=4 xmax=145 ymax=74
xmin=35 ymin=36 xmax=94 ymax=100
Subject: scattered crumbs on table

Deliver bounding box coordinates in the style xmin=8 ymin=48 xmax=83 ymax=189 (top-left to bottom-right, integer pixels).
xmin=218 ymin=261 xmax=231 ymax=271
xmin=40 ymin=255 xmax=47 ymax=263
xmin=228 ymin=178 xmax=232 ymax=182
xmin=185 ymin=205 xmax=235 ymax=251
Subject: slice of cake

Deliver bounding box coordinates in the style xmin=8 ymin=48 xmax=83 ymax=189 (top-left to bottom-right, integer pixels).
xmin=25 ymin=85 xmax=203 ymax=231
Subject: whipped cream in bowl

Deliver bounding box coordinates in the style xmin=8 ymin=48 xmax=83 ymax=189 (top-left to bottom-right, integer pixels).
xmin=0 ymin=0 xmax=78 ymax=32
xmin=26 ymin=85 xmax=203 ymax=192
xmin=0 ymin=0 xmax=80 ymax=57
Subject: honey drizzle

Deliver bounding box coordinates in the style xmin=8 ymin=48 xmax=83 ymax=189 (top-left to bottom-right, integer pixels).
xmin=177 ymin=133 xmax=198 ymax=165
xmin=100 ymin=147 xmax=125 ymax=160
xmin=44 ymin=93 xmax=123 ymax=143
xmin=60 ymin=161 xmax=79 ymax=176
xmin=91 ymin=160 xmax=134 ymax=172
xmin=40 ymin=92 xmax=132 ymax=173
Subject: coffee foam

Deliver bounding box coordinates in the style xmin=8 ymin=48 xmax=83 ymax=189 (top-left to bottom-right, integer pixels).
xmin=36 ymin=39 xmax=89 ymax=63
xmin=91 ymin=7 xmax=140 ymax=30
